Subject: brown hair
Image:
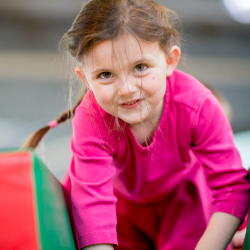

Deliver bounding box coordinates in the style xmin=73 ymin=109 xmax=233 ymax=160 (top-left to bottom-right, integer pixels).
xmin=22 ymin=0 xmax=181 ymax=149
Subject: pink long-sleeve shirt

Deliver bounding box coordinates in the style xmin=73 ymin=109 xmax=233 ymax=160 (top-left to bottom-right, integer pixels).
xmin=67 ymin=69 xmax=250 ymax=249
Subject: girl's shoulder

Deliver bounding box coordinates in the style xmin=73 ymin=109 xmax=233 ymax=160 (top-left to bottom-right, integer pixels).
xmin=168 ymin=69 xmax=212 ymax=112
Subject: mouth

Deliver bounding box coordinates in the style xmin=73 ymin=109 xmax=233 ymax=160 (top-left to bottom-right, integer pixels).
xmin=120 ymin=99 xmax=143 ymax=109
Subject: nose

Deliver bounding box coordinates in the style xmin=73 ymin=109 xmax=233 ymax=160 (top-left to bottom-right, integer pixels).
xmin=118 ymin=76 xmax=138 ymax=96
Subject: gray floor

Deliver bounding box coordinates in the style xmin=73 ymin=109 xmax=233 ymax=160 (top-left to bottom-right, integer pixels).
xmin=1 ymin=15 xmax=250 ymax=180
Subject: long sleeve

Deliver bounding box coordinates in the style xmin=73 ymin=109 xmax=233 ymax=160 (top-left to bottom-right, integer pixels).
xmin=191 ymin=93 xmax=250 ymax=220
xmin=69 ymin=98 xmax=118 ymax=248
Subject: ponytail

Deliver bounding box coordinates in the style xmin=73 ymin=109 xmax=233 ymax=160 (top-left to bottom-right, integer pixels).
xmin=21 ymin=95 xmax=84 ymax=149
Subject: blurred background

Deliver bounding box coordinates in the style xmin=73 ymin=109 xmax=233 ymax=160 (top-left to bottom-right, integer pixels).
xmin=0 ymin=0 xmax=250 ymax=180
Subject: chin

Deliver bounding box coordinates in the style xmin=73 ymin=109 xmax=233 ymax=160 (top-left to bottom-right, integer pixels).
xmin=118 ymin=109 xmax=149 ymax=125
xmin=120 ymin=116 xmax=146 ymax=125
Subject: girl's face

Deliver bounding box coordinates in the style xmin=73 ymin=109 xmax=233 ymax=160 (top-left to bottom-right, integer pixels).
xmin=76 ymin=33 xmax=180 ymax=127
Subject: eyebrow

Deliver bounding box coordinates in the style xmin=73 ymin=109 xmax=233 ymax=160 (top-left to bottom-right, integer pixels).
xmin=92 ymin=69 xmax=110 ymax=75
xmin=91 ymin=59 xmax=155 ymax=75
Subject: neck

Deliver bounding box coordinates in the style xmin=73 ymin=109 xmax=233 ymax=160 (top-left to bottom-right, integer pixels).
xmin=129 ymin=121 xmax=157 ymax=146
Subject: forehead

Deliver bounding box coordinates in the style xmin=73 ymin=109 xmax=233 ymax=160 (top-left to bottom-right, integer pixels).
xmin=83 ymin=33 xmax=164 ymax=70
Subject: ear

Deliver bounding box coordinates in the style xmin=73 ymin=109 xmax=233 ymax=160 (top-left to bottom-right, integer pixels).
xmin=75 ymin=66 xmax=91 ymax=89
xmin=166 ymin=46 xmax=181 ymax=76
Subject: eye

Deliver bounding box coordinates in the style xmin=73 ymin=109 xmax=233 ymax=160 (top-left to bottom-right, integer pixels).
xmin=99 ymin=72 xmax=113 ymax=79
xmin=134 ymin=63 xmax=147 ymax=72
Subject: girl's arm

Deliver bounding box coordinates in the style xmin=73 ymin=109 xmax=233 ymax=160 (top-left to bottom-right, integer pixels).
xmin=195 ymin=212 xmax=241 ymax=250
xmin=82 ymin=244 xmax=114 ymax=250
xmin=191 ymin=94 xmax=250 ymax=249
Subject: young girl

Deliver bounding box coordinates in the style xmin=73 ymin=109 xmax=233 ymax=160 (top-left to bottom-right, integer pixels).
xmin=24 ymin=0 xmax=250 ymax=249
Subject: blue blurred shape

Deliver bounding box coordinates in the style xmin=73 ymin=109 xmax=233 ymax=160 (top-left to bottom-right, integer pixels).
xmin=234 ymin=130 xmax=250 ymax=170
xmin=223 ymin=0 xmax=250 ymax=23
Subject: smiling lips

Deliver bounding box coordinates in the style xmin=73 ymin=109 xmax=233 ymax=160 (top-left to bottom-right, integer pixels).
xmin=120 ymin=99 xmax=143 ymax=109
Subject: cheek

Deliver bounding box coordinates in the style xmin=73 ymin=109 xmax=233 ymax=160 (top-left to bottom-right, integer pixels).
xmin=93 ymin=86 xmax=115 ymax=108
xmin=145 ymin=74 xmax=166 ymax=96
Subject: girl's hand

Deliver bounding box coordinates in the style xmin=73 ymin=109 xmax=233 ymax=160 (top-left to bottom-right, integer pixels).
xmin=195 ymin=212 xmax=241 ymax=250
xmin=82 ymin=244 xmax=114 ymax=250
xmin=232 ymin=228 xmax=246 ymax=249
